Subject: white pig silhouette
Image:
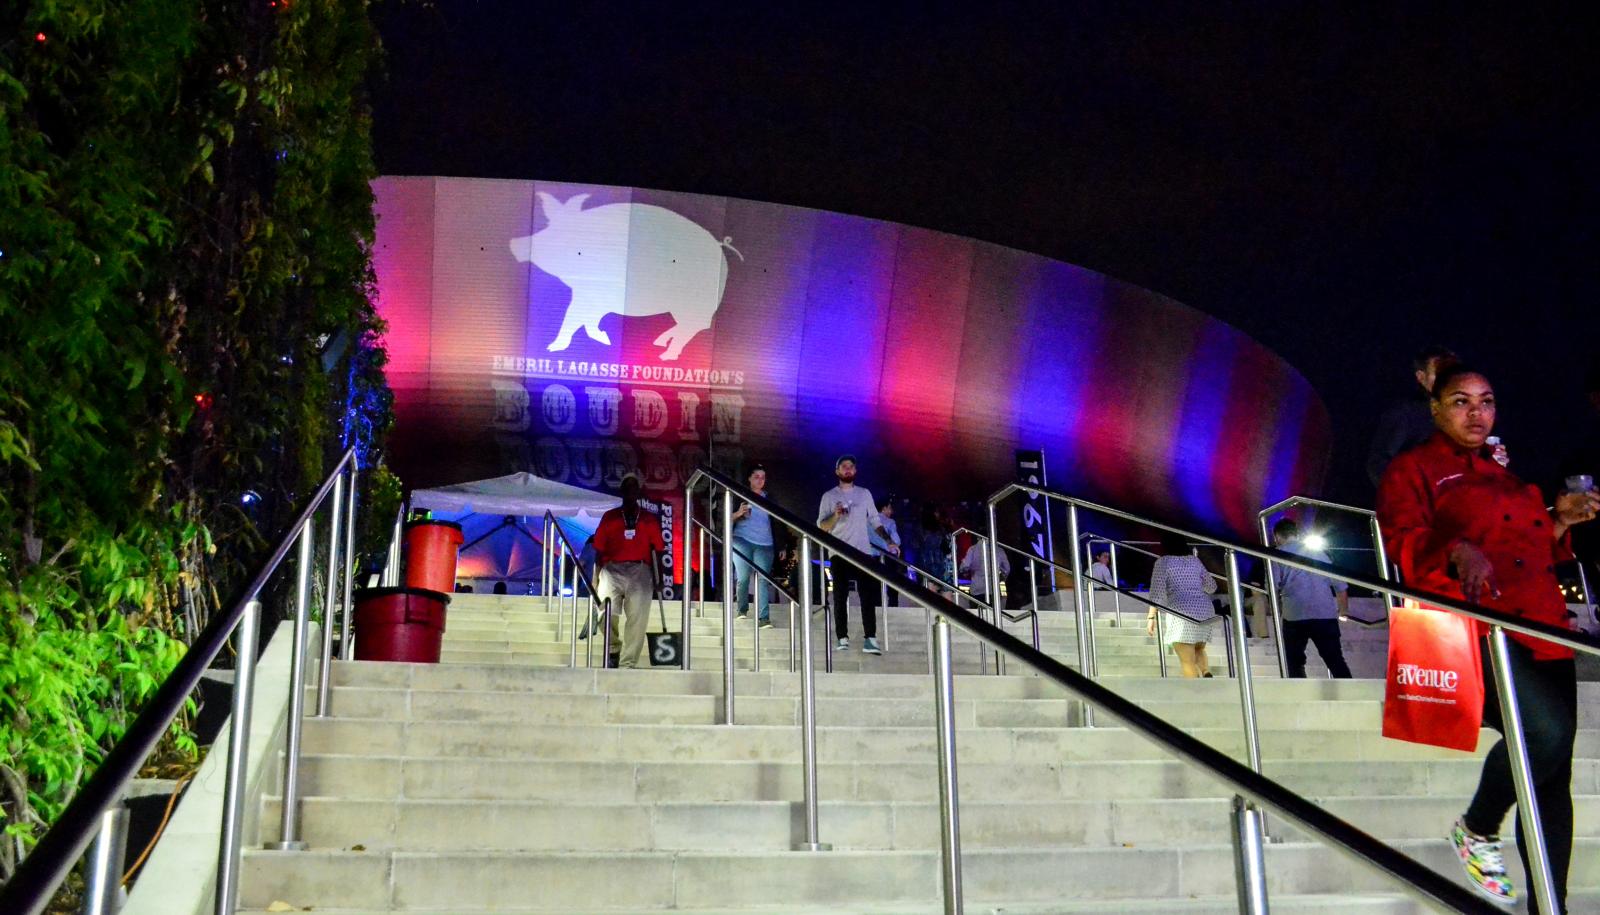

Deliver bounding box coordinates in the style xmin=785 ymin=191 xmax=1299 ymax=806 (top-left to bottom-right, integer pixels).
xmin=510 ymin=193 xmax=743 ymax=361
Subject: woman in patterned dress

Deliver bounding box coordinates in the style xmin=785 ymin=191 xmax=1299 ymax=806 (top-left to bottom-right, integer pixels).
xmin=1146 ymin=531 xmax=1219 ymax=677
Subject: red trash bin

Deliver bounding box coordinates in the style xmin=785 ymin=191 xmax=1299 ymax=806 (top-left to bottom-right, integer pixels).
xmin=404 ymin=519 xmax=463 ymax=593
xmin=352 ymin=587 xmax=451 ymax=663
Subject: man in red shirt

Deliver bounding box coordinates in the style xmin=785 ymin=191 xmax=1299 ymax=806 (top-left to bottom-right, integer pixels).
xmin=593 ymin=474 xmax=666 ymax=668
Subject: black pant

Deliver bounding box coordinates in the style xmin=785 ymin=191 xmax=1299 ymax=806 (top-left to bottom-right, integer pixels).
xmin=830 ymin=559 xmax=880 ymax=640
xmin=1463 ymin=638 xmax=1576 ymax=915
xmin=1282 ymin=618 xmax=1351 ymax=678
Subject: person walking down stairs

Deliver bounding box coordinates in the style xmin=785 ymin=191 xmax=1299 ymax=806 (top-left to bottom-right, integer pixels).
xmin=593 ymin=473 xmax=666 ymax=669
xmin=818 ymin=454 xmax=899 ymax=655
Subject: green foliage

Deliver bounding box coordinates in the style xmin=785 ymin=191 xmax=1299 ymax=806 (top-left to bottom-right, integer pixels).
xmin=0 ymin=0 xmax=396 ymax=881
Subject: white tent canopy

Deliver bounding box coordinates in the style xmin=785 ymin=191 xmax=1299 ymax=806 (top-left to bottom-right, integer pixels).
xmin=410 ymin=472 xmax=620 ymax=518
xmin=409 ymin=473 xmax=620 ymax=583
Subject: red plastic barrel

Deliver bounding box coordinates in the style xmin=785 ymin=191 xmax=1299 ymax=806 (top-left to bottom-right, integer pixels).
xmin=404 ymin=519 xmax=464 ymax=593
xmin=352 ymin=587 xmax=450 ymax=663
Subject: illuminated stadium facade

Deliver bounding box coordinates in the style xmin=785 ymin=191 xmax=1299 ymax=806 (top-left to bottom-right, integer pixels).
xmin=372 ymin=177 xmax=1331 ymax=549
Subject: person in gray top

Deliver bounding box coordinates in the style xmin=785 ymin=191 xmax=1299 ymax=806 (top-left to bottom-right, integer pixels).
xmin=731 ymin=463 xmax=779 ymax=628
xmin=1271 ymin=518 xmax=1352 ymax=678
xmin=818 ymin=455 xmax=899 ymax=655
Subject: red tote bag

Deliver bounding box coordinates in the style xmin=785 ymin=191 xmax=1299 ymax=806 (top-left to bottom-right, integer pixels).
xmin=1381 ymin=601 xmax=1485 ymax=752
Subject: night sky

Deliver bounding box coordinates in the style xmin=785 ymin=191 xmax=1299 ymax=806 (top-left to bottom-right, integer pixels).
xmin=370 ymin=2 xmax=1598 ymax=506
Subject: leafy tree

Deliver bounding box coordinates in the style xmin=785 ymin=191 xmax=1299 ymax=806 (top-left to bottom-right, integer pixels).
xmin=0 ymin=0 xmax=394 ymax=884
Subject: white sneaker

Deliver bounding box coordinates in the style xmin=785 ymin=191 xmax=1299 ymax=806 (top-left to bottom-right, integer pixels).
xmin=862 ymin=638 xmax=882 ymax=655
xmin=836 ymin=638 xmax=850 ymax=651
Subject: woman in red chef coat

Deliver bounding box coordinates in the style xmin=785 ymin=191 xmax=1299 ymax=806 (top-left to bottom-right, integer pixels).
xmin=1379 ymin=364 xmax=1599 ymax=911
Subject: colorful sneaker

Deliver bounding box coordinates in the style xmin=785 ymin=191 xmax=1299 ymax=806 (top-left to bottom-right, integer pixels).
xmin=862 ymin=638 xmax=882 ymax=655
xmin=836 ymin=638 xmax=850 ymax=651
xmin=1450 ymin=817 xmax=1516 ymax=905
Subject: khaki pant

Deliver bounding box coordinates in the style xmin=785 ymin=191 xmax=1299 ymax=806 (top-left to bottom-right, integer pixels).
xmin=597 ymin=560 xmax=655 ymax=668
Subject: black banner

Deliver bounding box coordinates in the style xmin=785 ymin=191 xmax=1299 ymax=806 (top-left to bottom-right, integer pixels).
xmin=1014 ymin=449 xmax=1053 ymax=572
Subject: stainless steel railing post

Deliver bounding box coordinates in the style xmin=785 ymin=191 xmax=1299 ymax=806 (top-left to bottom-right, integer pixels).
xmin=1230 ymin=795 xmax=1269 ymax=915
xmin=1108 ymin=542 xmax=1124 ymax=627
xmin=601 ymin=596 xmax=613 ymax=667
xmin=314 ymin=473 xmax=345 ymax=717
xmin=1080 ymin=537 xmax=1100 ymax=675
xmin=585 ymin=588 xmax=596 ymax=668
xmin=1487 ymin=625 xmax=1558 ymax=915
xmin=1368 ymin=513 xmax=1392 ymax=587
xmin=1223 ymin=616 xmax=1238 ymax=678
xmin=1256 ymin=515 xmax=1290 ymax=676
xmin=383 ymin=508 xmax=402 ymax=587
xmin=567 ymin=556 xmax=580 ymax=668
xmin=1155 ymin=609 xmax=1168 ymax=677
xmin=1576 ymin=560 xmax=1595 ymax=624
xmin=1225 ymin=549 xmax=1263 ymax=776
xmin=823 ymin=566 xmax=835 ymax=673
xmin=788 ymin=599 xmax=799 ymax=673
xmin=696 ymin=526 xmax=707 ymax=617
xmin=931 ymin=615 xmax=964 ymax=915
xmin=339 ymin=468 xmax=358 ymax=662
xmin=1063 ymin=506 xmax=1095 ymax=696
xmin=81 ymin=802 xmax=128 ymax=915
xmin=721 ymin=488 xmax=737 ymax=724
xmin=543 ymin=518 xmax=553 ymax=612
xmin=984 ymin=505 xmax=1004 ymax=675
xmin=795 ymin=537 xmax=829 ymax=851
xmin=214 ymin=599 xmax=260 ymax=915
xmin=273 ymin=522 xmax=315 ymax=851
xmin=681 ymin=483 xmax=694 ymax=669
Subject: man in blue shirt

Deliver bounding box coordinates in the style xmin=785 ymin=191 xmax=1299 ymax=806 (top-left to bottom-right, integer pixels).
xmin=731 ymin=463 xmax=779 ymax=628
xmin=1271 ymin=519 xmax=1352 ymax=678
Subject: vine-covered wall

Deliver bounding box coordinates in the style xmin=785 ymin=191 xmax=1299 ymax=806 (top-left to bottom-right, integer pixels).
xmin=0 ymin=0 xmax=394 ymax=882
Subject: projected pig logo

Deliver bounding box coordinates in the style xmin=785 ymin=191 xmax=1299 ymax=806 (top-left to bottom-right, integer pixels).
xmin=510 ymin=193 xmax=743 ymax=361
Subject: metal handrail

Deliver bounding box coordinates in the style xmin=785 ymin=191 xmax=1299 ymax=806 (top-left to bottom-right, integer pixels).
xmin=0 ymin=449 xmax=359 ymax=915
xmin=883 ymin=547 xmax=1040 ymax=675
xmin=992 ymin=480 xmax=1600 ymax=915
xmin=1258 ymin=494 xmax=1394 ymax=675
xmin=689 ymin=464 xmax=1496 ymax=914
xmin=540 ymin=510 xmax=615 ymax=667
xmin=687 ymin=515 xmax=800 ymax=673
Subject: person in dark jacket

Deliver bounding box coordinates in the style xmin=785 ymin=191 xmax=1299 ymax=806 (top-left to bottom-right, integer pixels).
xmin=1366 ymin=344 xmax=1459 ymax=488
xmin=1378 ymin=364 xmax=1598 ymax=911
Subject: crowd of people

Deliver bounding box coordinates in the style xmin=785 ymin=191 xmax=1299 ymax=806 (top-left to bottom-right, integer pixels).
xmin=569 ymin=345 xmax=1600 ymax=912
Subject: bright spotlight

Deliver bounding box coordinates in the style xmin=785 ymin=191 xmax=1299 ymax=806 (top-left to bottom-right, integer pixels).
xmin=1302 ymin=532 xmax=1328 ymax=552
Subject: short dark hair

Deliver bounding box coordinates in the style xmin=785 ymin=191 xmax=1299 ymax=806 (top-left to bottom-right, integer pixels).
xmin=747 ymin=462 xmax=767 ymax=476
xmin=1272 ymin=518 xmax=1300 ymax=540
xmin=1430 ymin=364 xmax=1489 ymax=401
xmin=1412 ymin=345 xmax=1460 ymax=375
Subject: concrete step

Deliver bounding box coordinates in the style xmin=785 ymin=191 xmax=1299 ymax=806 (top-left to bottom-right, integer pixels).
xmin=237 ymin=898 xmax=1431 ymax=915
xmin=308 ymin=685 xmax=1393 ymax=730
xmin=328 ymin=662 xmax=1409 ymax=701
xmin=296 ymin=715 xmax=1528 ymax=765
xmin=258 ymin=794 xmax=1600 ymax=852
xmin=292 ymin=754 xmax=1600 ymax=803
xmin=236 ymin=840 xmax=1600 ymax=910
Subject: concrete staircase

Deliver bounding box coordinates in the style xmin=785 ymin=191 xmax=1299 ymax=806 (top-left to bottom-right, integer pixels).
xmin=433 ymin=591 xmax=1388 ymax=678
xmin=232 ymin=594 xmax=1600 ymax=912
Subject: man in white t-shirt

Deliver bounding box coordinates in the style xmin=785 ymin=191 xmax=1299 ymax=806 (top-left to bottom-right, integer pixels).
xmin=818 ymin=455 xmax=899 ymax=655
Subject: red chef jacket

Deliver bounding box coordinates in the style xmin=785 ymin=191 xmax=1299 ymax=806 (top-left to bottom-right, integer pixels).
xmin=593 ymin=505 xmax=666 ymax=566
xmin=1377 ymin=432 xmax=1575 ymax=660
